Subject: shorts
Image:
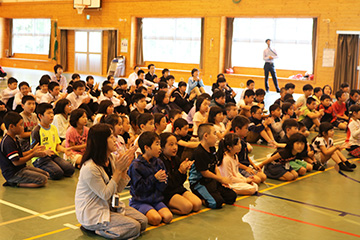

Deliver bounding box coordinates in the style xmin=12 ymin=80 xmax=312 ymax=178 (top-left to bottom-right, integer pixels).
xmin=264 ymin=162 xmax=293 ymax=179
xmin=289 ymin=160 xmax=308 ymax=171
xmin=6 ymin=167 xmax=48 ymax=186
xmin=129 ymin=200 xmax=167 ymax=215
xmin=163 ymin=188 xmax=187 ymax=205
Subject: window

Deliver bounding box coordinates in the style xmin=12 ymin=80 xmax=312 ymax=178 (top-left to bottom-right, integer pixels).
xmin=142 ymin=18 xmax=202 ymax=64
xmin=232 ymin=18 xmax=314 ymax=71
xmin=12 ymin=19 xmax=51 ymax=55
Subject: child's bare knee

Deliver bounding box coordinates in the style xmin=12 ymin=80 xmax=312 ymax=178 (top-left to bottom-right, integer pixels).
xmin=298 ymin=167 xmax=307 ymax=176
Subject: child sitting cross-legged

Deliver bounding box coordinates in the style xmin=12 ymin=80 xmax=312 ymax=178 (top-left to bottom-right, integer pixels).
xmin=298 ymin=97 xmax=324 ymax=131
xmin=159 ymin=133 xmax=202 ymax=215
xmin=0 ymin=112 xmax=49 ymax=187
xmin=128 ymin=131 xmax=173 ymax=226
xmin=188 ymin=123 xmax=237 ymax=209
xmin=217 ymin=133 xmax=258 ymax=195
xmin=318 ymin=94 xmax=347 ymax=130
xmin=31 ymin=103 xmax=75 ymax=180
xmin=259 ymin=133 xmax=307 ymax=181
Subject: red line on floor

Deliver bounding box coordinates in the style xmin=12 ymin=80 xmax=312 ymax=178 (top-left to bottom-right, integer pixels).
xmin=233 ymin=204 xmax=360 ymax=238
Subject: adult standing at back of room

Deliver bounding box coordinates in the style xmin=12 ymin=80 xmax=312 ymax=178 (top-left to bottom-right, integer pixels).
xmin=263 ymin=39 xmax=280 ymax=93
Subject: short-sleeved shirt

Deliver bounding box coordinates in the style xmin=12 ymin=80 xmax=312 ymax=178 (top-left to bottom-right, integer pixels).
xmin=271 ymin=148 xmax=297 ymax=165
xmin=31 ymin=124 xmax=61 ymax=161
xmin=52 ymin=114 xmax=70 ymax=139
xmin=333 ymin=101 xmax=346 ymax=117
xmin=237 ymin=139 xmax=250 ymax=167
xmin=19 ymin=112 xmax=38 ymax=148
xmin=0 ymin=135 xmax=25 ymax=180
xmin=65 ymin=126 xmax=89 ymax=154
xmin=189 ymin=144 xmax=218 ymax=185
xmin=298 ymin=106 xmax=314 ymax=122
xmin=312 ymin=136 xmax=333 ymax=153
xmin=192 ymin=111 xmax=207 ymax=136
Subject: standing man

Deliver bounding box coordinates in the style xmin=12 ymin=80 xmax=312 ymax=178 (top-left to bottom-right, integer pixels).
xmin=263 ymin=39 xmax=280 ymax=93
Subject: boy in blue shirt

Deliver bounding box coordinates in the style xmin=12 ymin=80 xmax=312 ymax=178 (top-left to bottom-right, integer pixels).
xmin=128 ymin=131 xmax=173 ymax=226
xmin=189 ymin=123 xmax=236 ymax=209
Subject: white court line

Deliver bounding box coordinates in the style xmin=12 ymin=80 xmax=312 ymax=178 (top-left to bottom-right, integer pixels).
xmin=0 ymin=199 xmax=49 ymax=220
xmin=63 ymin=223 xmax=79 ymax=229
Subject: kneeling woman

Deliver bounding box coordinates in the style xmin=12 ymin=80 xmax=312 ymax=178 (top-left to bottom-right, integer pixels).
xmin=75 ymin=124 xmax=147 ymax=239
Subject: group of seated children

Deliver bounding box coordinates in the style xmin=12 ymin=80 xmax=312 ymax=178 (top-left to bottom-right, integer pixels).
xmin=0 ymin=65 xmax=358 ymax=240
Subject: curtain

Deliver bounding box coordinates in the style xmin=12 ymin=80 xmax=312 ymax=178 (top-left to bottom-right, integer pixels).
xmin=8 ymin=19 xmax=13 ymax=56
xmin=60 ymin=30 xmax=67 ymax=71
xmin=224 ymin=18 xmax=234 ymax=70
xmin=136 ymin=18 xmax=144 ymax=65
xmin=199 ymin=18 xmax=205 ymax=69
xmin=312 ymin=18 xmax=317 ymax=74
xmin=107 ymin=30 xmax=117 ymax=70
xmin=334 ymin=34 xmax=359 ymax=91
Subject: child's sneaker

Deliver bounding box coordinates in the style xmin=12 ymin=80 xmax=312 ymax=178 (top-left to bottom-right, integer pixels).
xmin=338 ymin=162 xmax=354 ymax=172
xmin=345 ymin=160 xmax=357 ymax=169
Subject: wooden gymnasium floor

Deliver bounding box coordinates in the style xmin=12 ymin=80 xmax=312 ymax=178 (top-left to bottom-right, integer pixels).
xmin=0 ymin=68 xmax=359 ymax=240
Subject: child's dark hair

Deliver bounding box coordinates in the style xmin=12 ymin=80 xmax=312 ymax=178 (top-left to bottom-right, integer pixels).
xmin=212 ymin=89 xmax=225 ymax=100
xmin=198 ymin=123 xmax=213 ymax=141
xmin=217 ymin=73 xmax=225 ymax=79
xmin=217 ymin=133 xmax=241 ymax=166
xmin=279 ymin=87 xmax=286 ymax=94
xmin=86 ymin=75 xmax=94 ymax=82
xmin=137 ymin=113 xmax=154 ymax=129
xmin=8 ymin=77 xmax=18 ymax=85
xmin=255 ymin=88 xmax=266 ymax=96
xmin=102 ymin=85 xmax=113 ymax=95
xmin=231 ymin=115 xmax=250 ymax=131
xmin=138 ymin=131 xmax=159 ymax=154
xmin=39 ymin=75 xmax=50 ymax=86
xmin=154 ymin=91 xmax=167 ymax=106
xmin=21 ymin=95 xmax=35 ymax=105
xmin=306 ymin=97 xmax=316 ymax=105
xmin=136 ymin=86 xmax=147 ymax=94
xmin=244 ymin=89 xmax=255 ymax=98
xmin=97 ymin=100 xmax=113 ymax=114
xmin=132 ymin=93 xmax=146 ymax=104
xmin=335 ymin=90 xmax=344 ymax=100
xmin=314 ymin=122 xmax=333 ymax=141
xmin=102 ymin=80 xmax=111 ymax=87
xmin=173 ymin=118 xmax=189 ymax=132
xmin=162 ymin=68 xmax=169 ymax=75
xmin=340 ymin=82 xmax=349 ymax=89
xmin=154 ymin=113 xmax=166 ymax=126
xmin=54 ymin=64 xmax=63 ymax=74
xmin=166 ymin=75 xmax=175 ymax=82
xmin=314 ymin=87 xmax=322 ymax=94
xmin=137 ymin=69 xmax=145 ymax=76
xmin=70 ymin=109 xmax=87 ymax=128
xmin=195 ymin=93 xmax=211 ymax=112
xmin=36 ymin=103 xmax=53 ymax=116
xmin=269 ymin=104 xmax=280 ymax=114
xmin=225 ymin=102 xmax=236 ymax=112
xmin=250 ymin=105 xmax=261 ymax=114
xmin=48 ymin=81 xmax=60 ymax=91
xmin=297 ymin=121 xmax=306 ymax=130
xmin=320 ymin=94 xmax=331 ymax=101
xmin=349 ymin=105 xmax=360 ymax=119
xmin=107 ymin=75 xmax=114 ymax=81
xmin=283 ymin=93 xmax=293 ymax=101
xmin=118 ymin=79 xmax=127 ymax=86
xmin=148 ymin=64 xmax=155 ymax=69
xmin=285 ymin=133 xmax=307 ymax=152
xmin=54 ymin=99 xmax=71 ymax=115
xmin=129 ymin=110 xmax=141 ymax=127
xmin=100 ymin=113 xmax=120 ymax=127
xmin=4 ymin=112 xmax=22 ymax=130
xmin=284 ymin=98 xmax=295 ymax=105
xmin=322 ymin=85 xmax=332 ymax=95
xmin=208 ymin=106 xmax=223 ymax=124
xmin=72 ymin=73 xmax=80 ymax=80
xmin=169 ymin=109 xmax=182 ymax=120
xmin=246 ymin=79 xmax=254 ymax=86
xmin=73 ymin=81 xmax=85 ymax=90
xmin=178 ymin=81 xmax=187 ymax=88
xmin=303 ymin=84 xmax=313 ymax=91
xmin=81 ymin=124 xmax=112 ymax=167
xmin=285 ymin=83 xmax=295 ymax=90
xmin=282 ymin=119 xmax=298 ymax=132
xmin=282 ymin=102 xmax=293 ymax=115
xmin=135 ymin=79 xmax=144 ymax=86
xmin=18 ymin=81 xmax=30 ymax=89
xmin=191 ymin=68 xmax=199 ymax=76
xmin=160 ymin=132 xmax=175 ymax=148
xmin=158 ymin=82 xmax=168 ymax=90
xmin=350 ymin=89 xmax=359 ymax=97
